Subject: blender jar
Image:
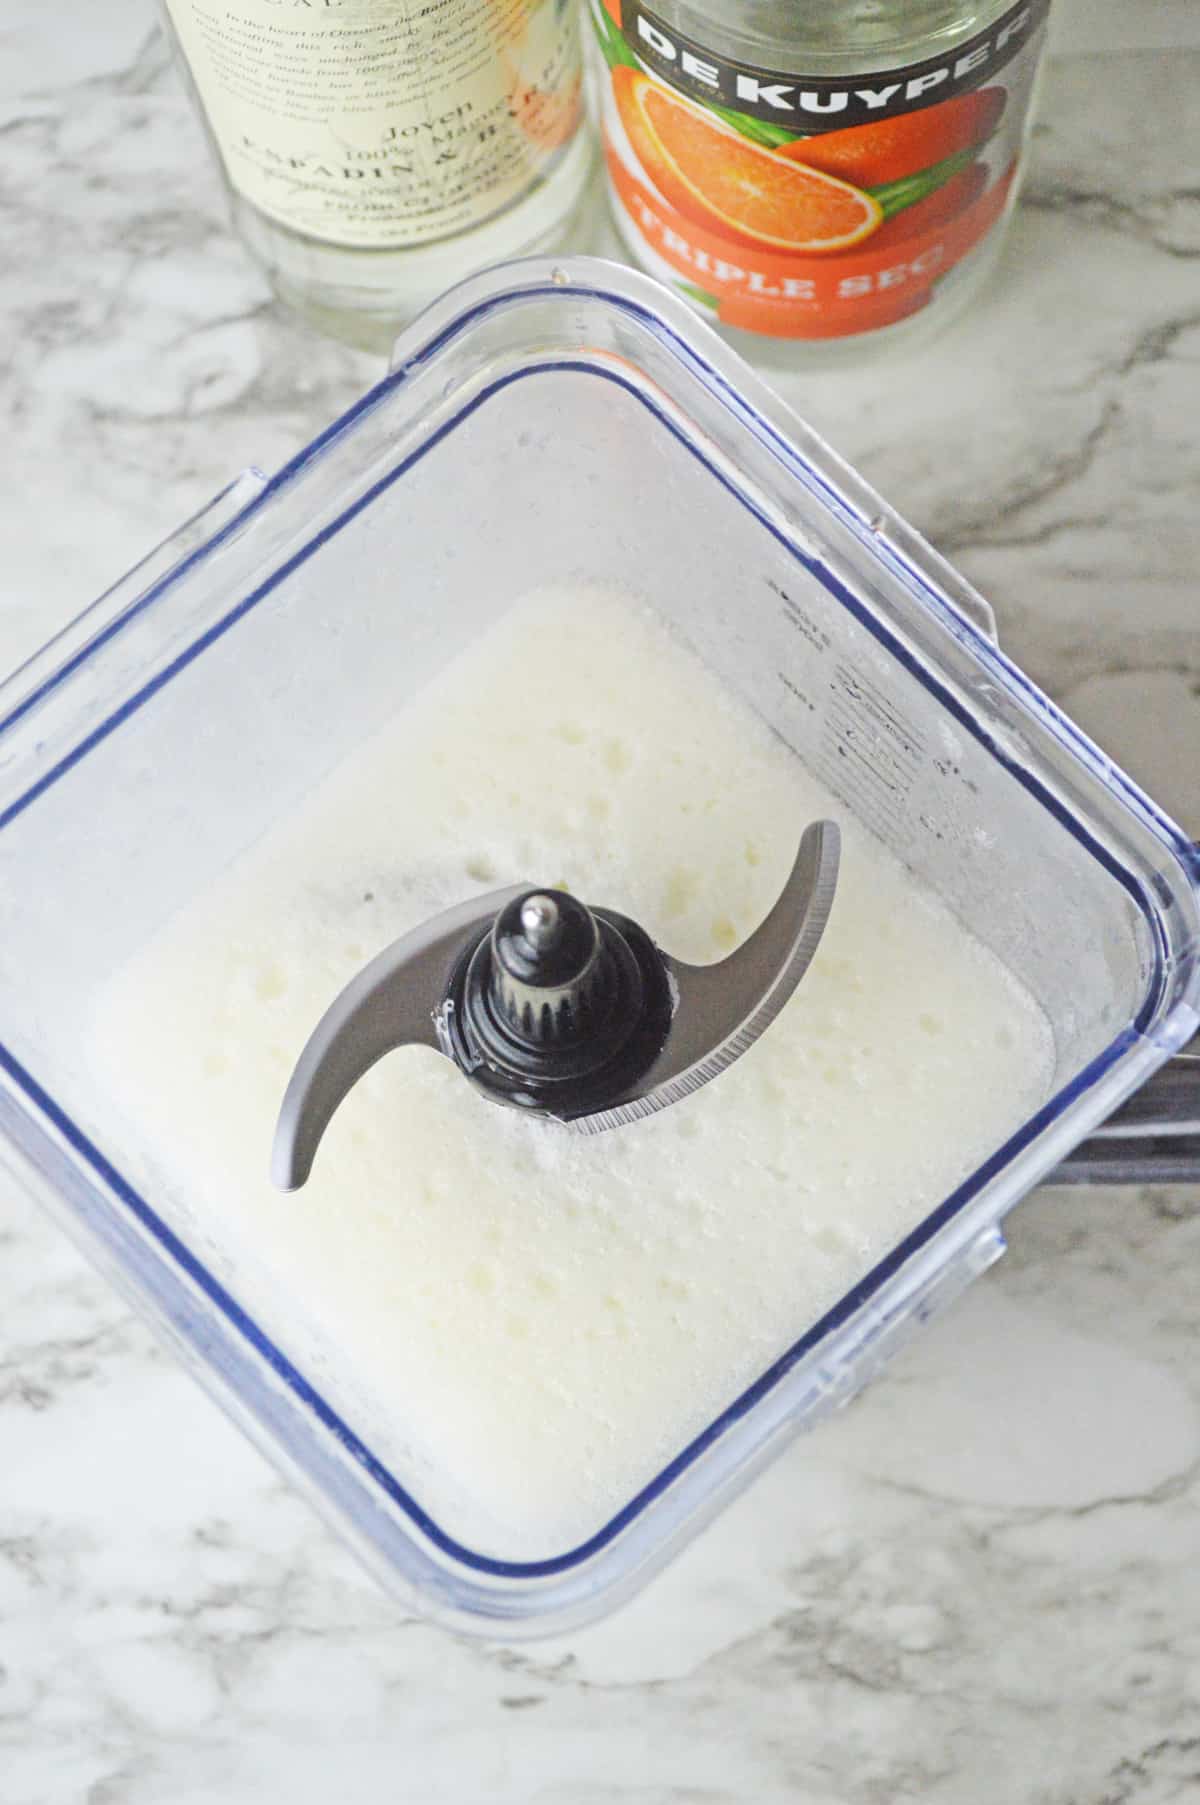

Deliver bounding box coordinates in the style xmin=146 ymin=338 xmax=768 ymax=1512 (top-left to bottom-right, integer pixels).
xmin=0 ymin=258 xmax=1196 ymax=1635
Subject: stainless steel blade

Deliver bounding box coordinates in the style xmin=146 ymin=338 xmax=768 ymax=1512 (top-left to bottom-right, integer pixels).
xmin=270 ymin=884 xmax=530 ymax=1191
xmin=562 ymin=819 xmax=841 ymax=1133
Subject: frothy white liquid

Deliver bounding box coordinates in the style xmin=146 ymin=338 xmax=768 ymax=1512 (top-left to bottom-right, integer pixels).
xmin=91 ymin=590 xmax=1053 ymax=1557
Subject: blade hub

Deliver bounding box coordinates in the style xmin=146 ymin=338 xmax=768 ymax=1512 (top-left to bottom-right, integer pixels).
xmin=445 ymin=896 xmax=675 ymax=1108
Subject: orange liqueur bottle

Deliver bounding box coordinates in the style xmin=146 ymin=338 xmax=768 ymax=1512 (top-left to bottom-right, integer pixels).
xmin=588 ymin=0 xmax=1052 ymax=356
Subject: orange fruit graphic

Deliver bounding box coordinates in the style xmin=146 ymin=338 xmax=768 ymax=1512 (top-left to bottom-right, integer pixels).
xmin=778 ymin=88 xmax=1007 ymax=188
xmin=612 ymin=67 xmax=882 ymax=254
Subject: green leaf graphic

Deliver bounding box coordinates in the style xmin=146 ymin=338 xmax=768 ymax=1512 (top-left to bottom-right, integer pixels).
xmin=591 ymin=2 xmax=640 ymax=70
xmin=707 ymin=103 xmax=801 ymax=149
xmin=868 ymin=147 xmax=977 ymax=218
xmin=674 ymin=280 xmax=719 ymax=310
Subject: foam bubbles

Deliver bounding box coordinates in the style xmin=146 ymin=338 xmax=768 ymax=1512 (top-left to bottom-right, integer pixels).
xmin=91 ymin=587 xmax=1054 ymax=1560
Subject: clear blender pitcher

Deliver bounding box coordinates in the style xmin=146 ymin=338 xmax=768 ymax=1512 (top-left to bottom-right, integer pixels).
xmin=0 ymin=258 xmax=1196 ymax=1633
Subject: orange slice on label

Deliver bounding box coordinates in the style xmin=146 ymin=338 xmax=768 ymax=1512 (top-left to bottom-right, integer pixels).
xmin=613 ymin=67 xmax=882 ymax=254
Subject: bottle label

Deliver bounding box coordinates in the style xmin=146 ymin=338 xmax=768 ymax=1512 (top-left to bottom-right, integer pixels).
xmin=589 ymin=0 xmax=1050 ymax=339
xmin=166 ymin=0 xmax=583 ymax=251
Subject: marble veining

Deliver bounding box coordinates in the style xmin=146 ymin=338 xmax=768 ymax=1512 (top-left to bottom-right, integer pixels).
xmin=1 ymin=0 xmax=1198 ymax=1799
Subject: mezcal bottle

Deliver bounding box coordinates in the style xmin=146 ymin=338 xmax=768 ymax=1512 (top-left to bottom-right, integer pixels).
xmin=165 ymin=0 xmax=592 ymax=348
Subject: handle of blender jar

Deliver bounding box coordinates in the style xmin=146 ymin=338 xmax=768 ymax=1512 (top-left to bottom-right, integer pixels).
xmin=976 ymin=593 xmax=1198 ymax=1186
xmin=1053 ymin=1031 xmax=1200 ymax=1185
xmin=1051 ymin=818 xmax=1200 ymax=1181
xmin=1052 ymin=1030 xmax=1200 ymax=1193
xmin=1088 ymin=1036 xmax=1200 ymax=1137
xmin=1051 ymin=1129 xmax=1200 ymax=1186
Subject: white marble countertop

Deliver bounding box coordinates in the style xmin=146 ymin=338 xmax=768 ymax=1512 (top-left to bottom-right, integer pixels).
xmin=2 ymin=2 xmax=1198 ymax=1799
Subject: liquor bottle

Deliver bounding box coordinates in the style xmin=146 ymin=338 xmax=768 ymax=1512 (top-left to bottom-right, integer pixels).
xmin=588 ymin=0 xmax=1052 ymax=355
xmin=164 ymin=0 xmax=592 ymax=348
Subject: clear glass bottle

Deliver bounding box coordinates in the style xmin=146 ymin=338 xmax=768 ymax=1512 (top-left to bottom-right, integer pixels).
xmin=587 ymin=0 xmax=1052 ymax=360
xmin=163 ymin=0 xmax=594 ymax=350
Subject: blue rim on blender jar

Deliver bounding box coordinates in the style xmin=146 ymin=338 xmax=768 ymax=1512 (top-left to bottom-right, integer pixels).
xmin=0 ymin=258 xmax=1196 ymax=1635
